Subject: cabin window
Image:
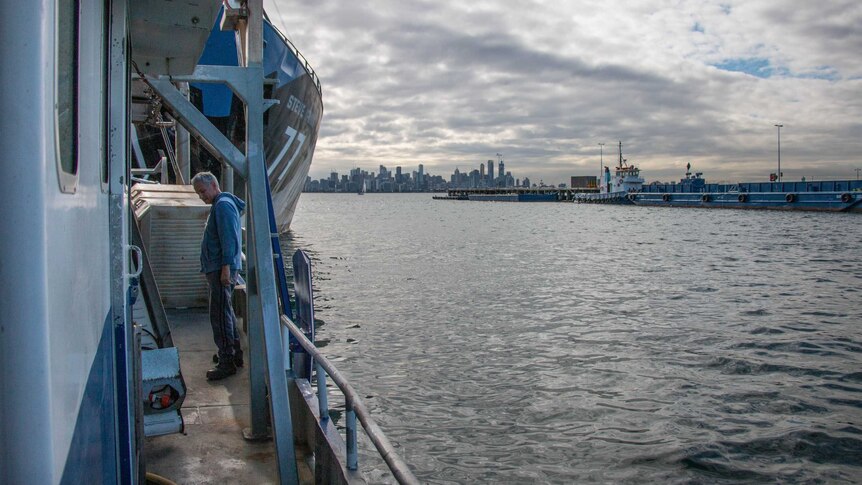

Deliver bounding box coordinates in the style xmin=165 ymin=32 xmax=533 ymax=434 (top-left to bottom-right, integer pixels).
xmin=56 ymin=0 xmax=80 ymax=193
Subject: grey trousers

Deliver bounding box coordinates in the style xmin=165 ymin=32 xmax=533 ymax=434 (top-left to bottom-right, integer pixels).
xmin=205 ymin=270 xmax=241 ymax=363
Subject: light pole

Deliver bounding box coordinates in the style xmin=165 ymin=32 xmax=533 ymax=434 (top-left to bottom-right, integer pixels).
xmin=598 ymin=143 xmax=605 ymax=174
xmin=856 ymin=168 xmax=861 ymax=180
xmin=598 ymin=143 xmax=605 ymax=193
xmin=774 ymin=124 xmax=783 ymax=182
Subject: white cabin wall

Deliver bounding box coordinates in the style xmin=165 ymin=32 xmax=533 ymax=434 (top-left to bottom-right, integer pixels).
xmin=45 ymin=0 xmax=112 ymax=478
xmin=0 ymin=1 xmax=57 ymax=483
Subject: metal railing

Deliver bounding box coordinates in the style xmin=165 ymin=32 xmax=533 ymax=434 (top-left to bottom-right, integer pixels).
xmin=263 ymin=16 xmax=323 ymax=98
xmin=130 ymin=152 xmax=169 ymax=184
xmin=280 ymin=315 xmax=419 ymax=485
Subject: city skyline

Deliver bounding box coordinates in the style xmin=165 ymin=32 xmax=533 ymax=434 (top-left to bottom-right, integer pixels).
xmin=266 ymin=0 xmax=862 ymax=184
xmin=304 ymin=158 xmax=539 ymax=193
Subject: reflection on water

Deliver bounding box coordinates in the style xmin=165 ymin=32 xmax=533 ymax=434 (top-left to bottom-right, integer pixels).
xmin=285 ymin=194 xmax=862 ymax=484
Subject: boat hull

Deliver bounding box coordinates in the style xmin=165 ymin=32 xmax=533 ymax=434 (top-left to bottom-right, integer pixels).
xmin=468 ymin=193 xmax=559 ymax=202
xmin=577 ymin=180 xmax=862 ymax=213
xmin=631 ymin=191 xmax=862 ymax=212
xmin=574 ymin=192 xmax=634 ymax=205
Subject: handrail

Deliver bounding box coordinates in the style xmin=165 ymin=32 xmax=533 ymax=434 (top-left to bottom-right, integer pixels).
xmin=263 ymin=18 xmax=323 ymax=98
xmin=280 ymin=315 xmax=419 ymax=485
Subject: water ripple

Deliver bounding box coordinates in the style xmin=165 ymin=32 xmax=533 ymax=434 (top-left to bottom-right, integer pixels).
xmin=287 ymin=195 xmax=862 ymax=484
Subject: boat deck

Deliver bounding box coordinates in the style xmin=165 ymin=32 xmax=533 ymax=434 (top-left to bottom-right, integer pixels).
xmin=144 ymin=308 xmax=314 ymax=484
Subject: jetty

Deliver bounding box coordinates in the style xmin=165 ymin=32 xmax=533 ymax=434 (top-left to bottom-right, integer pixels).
xmin=439 ymin=187 xmax=598 ymax=202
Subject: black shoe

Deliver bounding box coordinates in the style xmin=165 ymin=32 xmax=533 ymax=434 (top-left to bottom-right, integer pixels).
xmin=212 ymin=353 xmax=244 ymax=368
xmin=206 ymin=363 xmax=237 ymax=381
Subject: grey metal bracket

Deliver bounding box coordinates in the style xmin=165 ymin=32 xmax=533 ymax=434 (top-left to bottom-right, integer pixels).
xmin=146 ymin=77 xmax=248 ymax=179
xmin=164 ymin=65 xmax=280 ymax=112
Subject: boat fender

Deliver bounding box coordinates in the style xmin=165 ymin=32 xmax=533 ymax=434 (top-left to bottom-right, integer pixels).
xmin=662 ymin=193 xmax=670 ymax=202
xmin=628 ymin=193 xmax=636 ymax=201
xmin=738 ymin=194 xmax=747 ymax=203
xmin=785 ymin=193 xmax=796 ymax=203
xmin=701 ymin=194 xmax=710 ymax=203
xmin=841 ymin=193 xmax=852 ymax=203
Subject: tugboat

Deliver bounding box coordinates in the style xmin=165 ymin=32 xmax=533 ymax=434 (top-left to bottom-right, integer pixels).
xmin=574 ymin=141 xmax=644 ymax=204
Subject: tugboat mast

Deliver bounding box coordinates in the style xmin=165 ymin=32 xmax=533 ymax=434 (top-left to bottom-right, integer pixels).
xmin=618 ymin=141 xmax=625 ymax=168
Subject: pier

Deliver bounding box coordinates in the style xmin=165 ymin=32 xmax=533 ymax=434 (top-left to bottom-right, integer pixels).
xmin=439 ymin=186 xmax=598 ymax=202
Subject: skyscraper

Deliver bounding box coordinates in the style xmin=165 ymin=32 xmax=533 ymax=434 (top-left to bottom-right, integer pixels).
xmin=498 ymin=160 xmax=504 ymax=182
xmin=487 ymin=160 xmax=494 ymax=181
xmin=479 ymin=162 xmax=485 ymax=179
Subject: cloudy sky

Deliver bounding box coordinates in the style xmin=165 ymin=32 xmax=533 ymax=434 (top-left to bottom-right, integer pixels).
xmin=265 ymin=0 xmax=862 ymax=184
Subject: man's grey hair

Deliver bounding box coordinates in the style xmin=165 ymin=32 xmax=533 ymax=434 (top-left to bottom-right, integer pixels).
xmin=191 ymin=171 xmax=219 ymax=188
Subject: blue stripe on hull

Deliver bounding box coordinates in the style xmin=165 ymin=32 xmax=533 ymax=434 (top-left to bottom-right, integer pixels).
xmin=60 ymin=314 xmax=118 ymax=484
xmin=518 ymin=193 xmax=558 ymax=202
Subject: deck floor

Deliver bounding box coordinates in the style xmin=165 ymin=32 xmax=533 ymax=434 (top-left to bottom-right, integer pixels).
xmin=144 ymin=308 xmax=311 ymax=484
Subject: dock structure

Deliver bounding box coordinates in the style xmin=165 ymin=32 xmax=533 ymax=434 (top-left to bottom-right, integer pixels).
xmin=442 ymin=186 xmax=598 ymax=202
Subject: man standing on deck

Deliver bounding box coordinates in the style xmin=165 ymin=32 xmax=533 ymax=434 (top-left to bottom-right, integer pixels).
xmin=192 ymin=172 xmax=245 ymax=380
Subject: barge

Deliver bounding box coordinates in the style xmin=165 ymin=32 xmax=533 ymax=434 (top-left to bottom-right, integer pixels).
xmin=442 ymin=187 xmax=595 ymax=202
xmin=632 ymin=173 xmax=862 ymax=212
xmin=575 ymin=142 xmax=862 ymax=212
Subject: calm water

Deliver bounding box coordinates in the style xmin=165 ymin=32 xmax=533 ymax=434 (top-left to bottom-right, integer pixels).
xmin=285 ymin=193 xmax=862 ymax=484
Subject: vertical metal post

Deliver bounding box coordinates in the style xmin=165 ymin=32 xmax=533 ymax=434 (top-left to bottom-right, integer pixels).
xmin=775 ymin=123 xmax=783 ymax=183
xmin=107 ymin=0 xmax=137 ymax=480
xmin=599 ymin=143 xmax=605 ymax=193
xmin=243 ymin=7 xmax=269 ymax=446
xmin=282 ymin=322 xmax=292 ymax=372
xmin=240 ymin=1 xmax=299 ymax=483
xmin=176 ymin=82 xmax=191 ymax=183
xmin=160 ymin=154 xmax=169 ymax=183
xmin=224 ymin=161 xmax=235 ymax=194
xmin=315 ymin=362 xmax=328 ymax=421
xmin=346 ymin=403 xmax=358 ymax=470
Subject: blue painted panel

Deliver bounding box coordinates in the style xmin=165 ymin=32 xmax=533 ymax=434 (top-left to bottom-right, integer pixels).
xmin=194 ymin=12 xmax=239 ymax=117
xmin=194 ymin=10 xmax=308 ymax=117
xmin=60 ymin=314 xmax=118 ymax=484
xmin=292 ymin=250 xmax=315 ymax=378
xmin=262 ymin=22 xmax=305 ymax=89
xmin=292 ymin=250 xmax=314 ymax=337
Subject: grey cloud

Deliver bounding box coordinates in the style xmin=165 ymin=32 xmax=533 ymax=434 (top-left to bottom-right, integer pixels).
xmin=269 ymin=0 xmax=862 ymax=183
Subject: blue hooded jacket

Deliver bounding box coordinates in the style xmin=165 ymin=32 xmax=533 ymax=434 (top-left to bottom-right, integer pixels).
xmin=200 ymin=192 xmax=246 ymax=274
